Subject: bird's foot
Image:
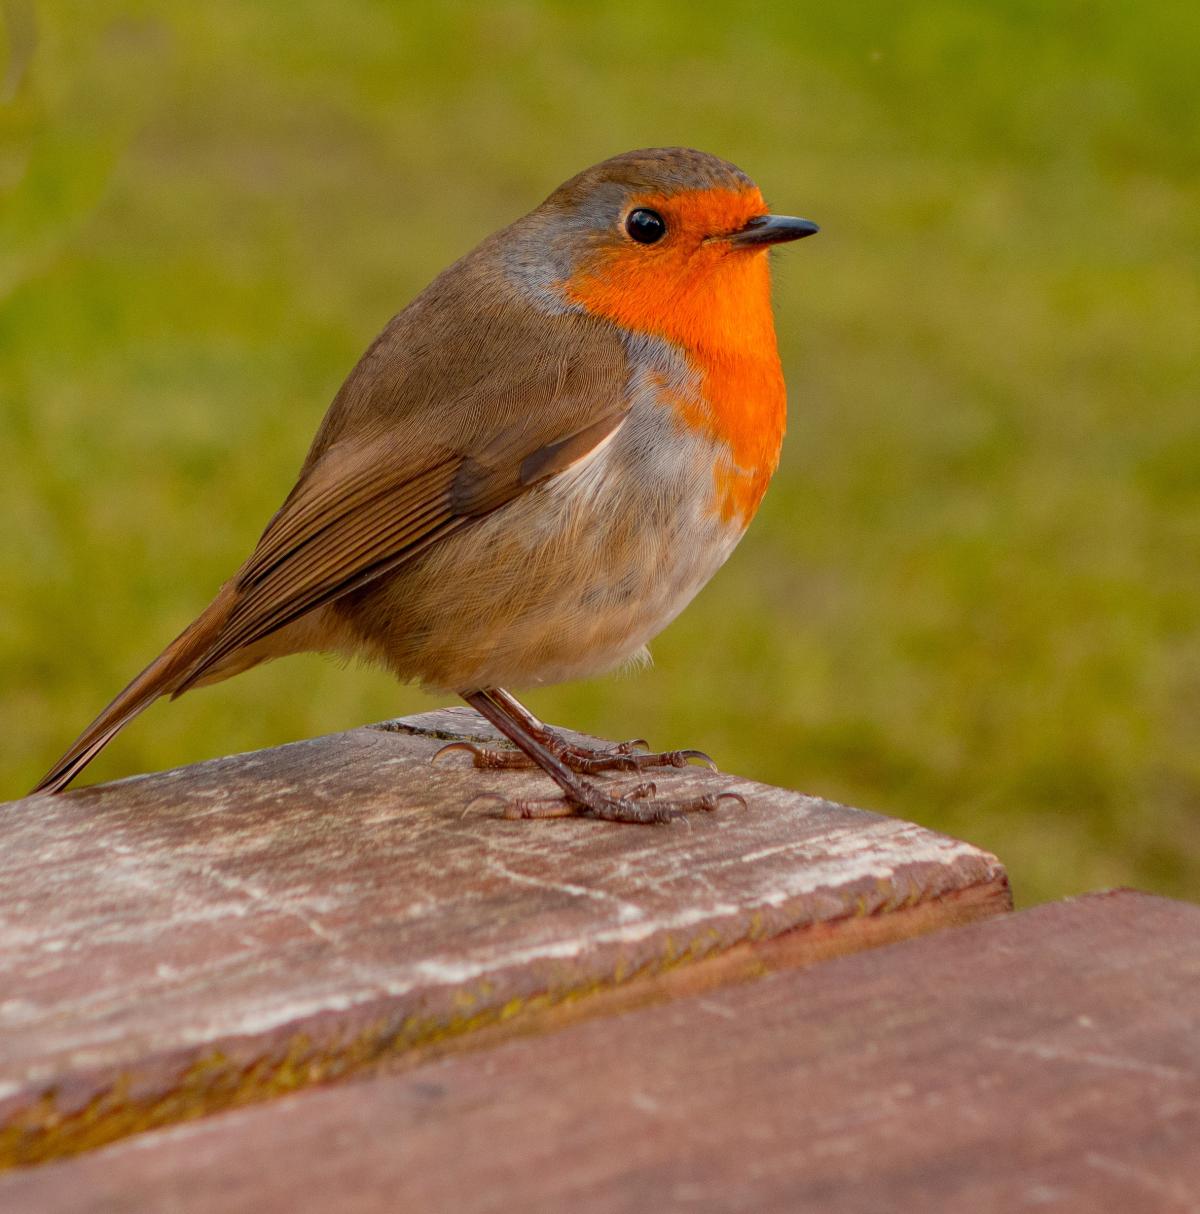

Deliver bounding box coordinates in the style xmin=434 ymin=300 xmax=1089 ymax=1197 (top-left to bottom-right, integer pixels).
xmin=467 ymin=780 xmax=746 ymax=824
xmin=448 ymin=690 xmax=741 ymax=826
xmin=434 ymin=733 xmax=718 ymax=776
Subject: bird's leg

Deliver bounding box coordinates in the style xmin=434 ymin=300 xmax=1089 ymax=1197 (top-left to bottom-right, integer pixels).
xmin=455 ymin=689 xmax=742 ymax=824
xmin=491 ymin=688 xmax=721 ymax=774
xmin=434 ymin=686 xmax=717 ymax=775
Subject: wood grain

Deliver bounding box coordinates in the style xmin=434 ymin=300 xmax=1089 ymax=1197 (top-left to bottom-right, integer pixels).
xmin=0 ymin=708 xmax=1008 ymax=1168
xmin=2 ymin=891 xmax=1195 ymax=1214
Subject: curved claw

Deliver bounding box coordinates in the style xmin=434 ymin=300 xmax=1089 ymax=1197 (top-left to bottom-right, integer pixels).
xmin=432 ymin=740 xmax=482 ymax=767
xmin=674 ymin=748 xmax=719 ymax=773
xmin=460 ymin=791 xmax=509 ymax=818
xmin=622 ymin=738 xmax=650 ymax=753
xmin=715 ymin=790 xmax=748 ymax=810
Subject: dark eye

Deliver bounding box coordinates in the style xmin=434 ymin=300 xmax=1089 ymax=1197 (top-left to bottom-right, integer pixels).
xmin=625 ymin=208 xmax=666 ymax=245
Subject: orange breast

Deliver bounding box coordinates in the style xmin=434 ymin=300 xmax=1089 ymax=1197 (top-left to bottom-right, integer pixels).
xmin=565 ymin=187 xmax=787 ymax=525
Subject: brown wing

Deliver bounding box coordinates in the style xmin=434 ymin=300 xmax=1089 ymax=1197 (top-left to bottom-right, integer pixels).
xmin=33 ymin=286 xmax=632 ymax=794
xmin=172 ymin=307 xmax=631 ymax=692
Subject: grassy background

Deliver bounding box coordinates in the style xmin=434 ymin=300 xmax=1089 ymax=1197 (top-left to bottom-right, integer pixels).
xmin=3 ymin=1 xmax=1198 ymax=905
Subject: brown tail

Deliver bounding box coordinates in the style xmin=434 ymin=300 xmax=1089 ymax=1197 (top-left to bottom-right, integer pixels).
xmin=31 ymin=587 xmax=236 ymax=795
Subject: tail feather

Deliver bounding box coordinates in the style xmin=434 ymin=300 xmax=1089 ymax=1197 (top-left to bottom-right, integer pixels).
xmin=31 ymin=588 xmax=236 ymax=795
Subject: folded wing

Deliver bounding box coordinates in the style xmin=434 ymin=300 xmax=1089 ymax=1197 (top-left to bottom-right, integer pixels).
xmin=34 ymin=307 xmax=632 ymax=793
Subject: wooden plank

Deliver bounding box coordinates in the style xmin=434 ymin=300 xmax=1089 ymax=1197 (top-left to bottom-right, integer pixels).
xmin=0 ymin=708 xmax=1008 ymax=1168
xmin=2 ymin=891 xmax=1195 ymax=1214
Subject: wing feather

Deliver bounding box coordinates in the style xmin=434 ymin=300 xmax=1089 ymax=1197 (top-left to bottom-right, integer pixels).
xmin=174 ymin=313 xmax=632 ymax=693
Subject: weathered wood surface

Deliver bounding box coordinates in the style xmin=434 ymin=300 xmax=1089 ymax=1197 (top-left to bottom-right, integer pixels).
xmin=3 ymin=891 xmax=1196 ymax=1214
xmin=0 ymin=708 xmax=1008 ymax=1168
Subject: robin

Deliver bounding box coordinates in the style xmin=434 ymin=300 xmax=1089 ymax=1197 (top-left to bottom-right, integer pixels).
xmin=33 ymin=147 xmax=818 ymax=822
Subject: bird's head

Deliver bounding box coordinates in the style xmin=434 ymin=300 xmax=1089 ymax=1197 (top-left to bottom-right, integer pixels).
xmin=502 ymin=147 xmax=818 ymax=354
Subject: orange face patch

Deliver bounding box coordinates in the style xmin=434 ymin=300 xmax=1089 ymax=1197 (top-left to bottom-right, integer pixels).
xmin=565 ymin=186 xmax=788 ymax=525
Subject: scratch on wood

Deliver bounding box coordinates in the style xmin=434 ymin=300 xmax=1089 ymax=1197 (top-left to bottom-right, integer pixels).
xmin=1084 ymin=1152 xmax=1200 ymax=1210
xmin=980 ymin=1036 xmax=1190 ymax=1082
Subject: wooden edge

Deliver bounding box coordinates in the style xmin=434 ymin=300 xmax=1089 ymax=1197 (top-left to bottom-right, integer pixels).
xmin=389 ymin=872 xmax=1013 ymax=1070
xmin=0 ymin=874 xmax=1010 ymax=1170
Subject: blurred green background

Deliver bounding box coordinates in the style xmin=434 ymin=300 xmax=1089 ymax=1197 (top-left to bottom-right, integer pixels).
xmin=2 ymin=1 xmax=1198 ymax=905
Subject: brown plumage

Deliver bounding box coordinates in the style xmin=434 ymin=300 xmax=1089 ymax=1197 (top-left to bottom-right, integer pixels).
xmin=34 ymin=148 xmax=818 ymax=820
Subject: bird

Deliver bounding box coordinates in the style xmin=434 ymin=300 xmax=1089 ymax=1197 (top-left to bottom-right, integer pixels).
xmin=33 ymin=147 xmax=818 ymax=822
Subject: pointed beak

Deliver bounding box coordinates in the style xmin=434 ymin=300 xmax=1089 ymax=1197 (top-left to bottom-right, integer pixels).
xmin=727 ymin=214 xmax=820 ymax=248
